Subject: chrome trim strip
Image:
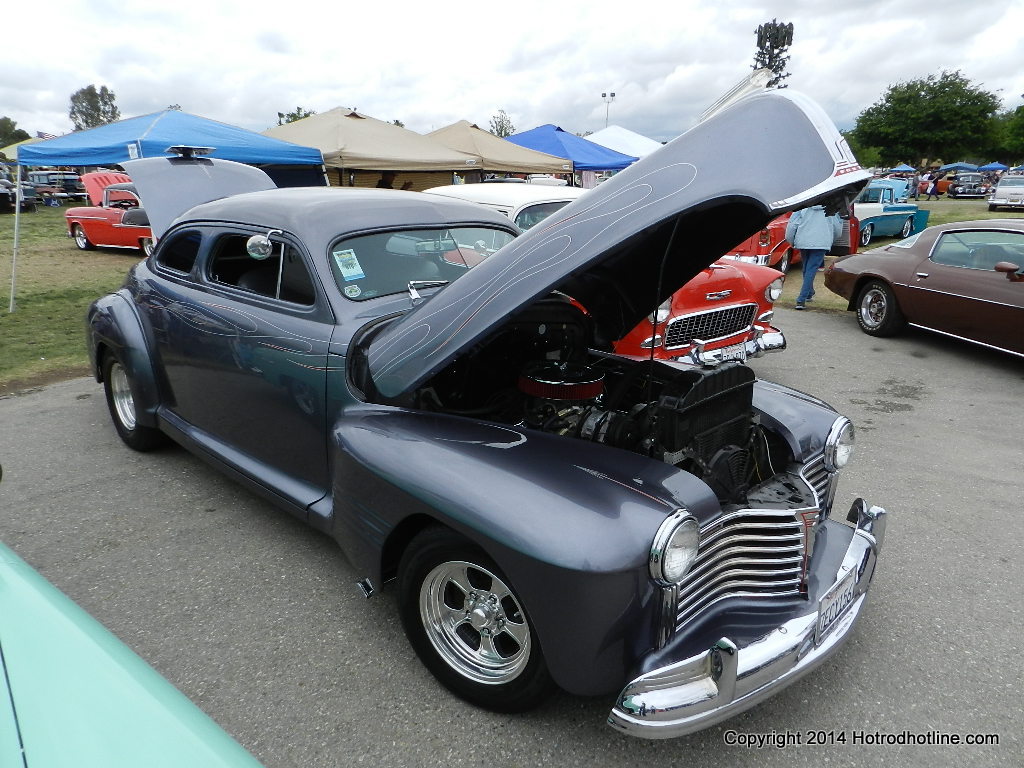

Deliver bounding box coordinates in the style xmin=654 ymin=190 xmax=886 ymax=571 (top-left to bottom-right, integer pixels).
xmin=905 ymin=323 xmax=1024 ymax=359
xmin=908 ymin=284 xmax=1020 ymax=310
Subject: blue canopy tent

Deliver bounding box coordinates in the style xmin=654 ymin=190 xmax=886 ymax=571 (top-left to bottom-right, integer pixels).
xmin=888 ymin=163 xmax=916 ymax=173
xmin=978 ymin=162 xmax=1008 ymax=172
xmin=8 ymin=110 xmax=326 ymax=312
xmin=937 ymin=162 xmax=978 ymax=172
xmin=506 ymin=124 xmax=637 ymax=171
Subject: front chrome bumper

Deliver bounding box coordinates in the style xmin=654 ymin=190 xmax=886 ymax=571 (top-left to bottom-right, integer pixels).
xmin=607 ymin=499 xmax=887 ymax=739
xmin=679 ymin=324 xmax=786 ymax=367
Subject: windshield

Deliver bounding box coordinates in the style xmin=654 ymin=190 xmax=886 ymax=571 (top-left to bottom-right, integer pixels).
xmin=329 ymin=226 xmax=516 ymax=301
xmin=998 ymin=177 xmax=1024 ymax=188
xmin=856 ymin=187 xmax=884 ymax=203
xmin=514 ymin=201 xmax=572 ymax=230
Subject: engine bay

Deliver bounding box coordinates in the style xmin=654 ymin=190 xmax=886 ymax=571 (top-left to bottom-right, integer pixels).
xmin=408 ymin=295 xmax=795 ymax=503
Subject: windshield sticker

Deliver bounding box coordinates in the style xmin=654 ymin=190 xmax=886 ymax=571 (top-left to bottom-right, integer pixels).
xmin=343 ymin=285 xmax=362 ymax=298
xmin=333 ymin=248 xmax=365 ymax=281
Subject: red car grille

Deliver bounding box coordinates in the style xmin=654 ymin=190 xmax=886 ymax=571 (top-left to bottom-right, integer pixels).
xmin=664 ymin=304 xmax=758 ymax=348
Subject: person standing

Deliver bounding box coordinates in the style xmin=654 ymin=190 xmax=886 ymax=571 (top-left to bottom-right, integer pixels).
xmin=785 ymin=205 xmax=843 ymax=310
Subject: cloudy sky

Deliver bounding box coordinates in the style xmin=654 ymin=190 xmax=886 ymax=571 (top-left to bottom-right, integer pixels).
xmin=5 ymin=0 xmax=1023 ymax=146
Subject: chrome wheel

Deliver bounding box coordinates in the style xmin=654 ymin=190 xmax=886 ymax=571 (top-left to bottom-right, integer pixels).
xmin=419 ymin=560 xmax=531 ymax=685
xmin=776 ymin=249 xmax=791 ymax=273
xmin=108 ymin=360 xmax=137 ymax=430
xmin=73 ymin=224 xmax=93 ymax=250
xmin=859 ymin=224 xmax=873 ymax=247
xmin=900 ymin=217 xmax=913 ymax=238
xmin=141 ymin=237 xmax=155 ymax=257
xmin=856 ymin=279 xmax=905 ymax=337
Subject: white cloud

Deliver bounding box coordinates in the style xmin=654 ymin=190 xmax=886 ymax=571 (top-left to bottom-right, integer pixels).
xmin=5 ymin=0 xmax=1023 ymax=148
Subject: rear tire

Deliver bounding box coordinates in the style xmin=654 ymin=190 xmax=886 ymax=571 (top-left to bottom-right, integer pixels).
xmin=856 ymin=280 xmax=905 ymax=337
xmin=73 ymin=224 xmax=94 ymax=250
xmin=988 ymin=204 xmax=997 ymax=212
xmin=859 ymin=224 xmax=873 ymax=247
xmin=140 ymin=237 xmax=155 ymax=257
xmin=900 ymin=217 xmax=914 ymax=238
xmin=102 ymin=353 xmax=167 ymax=451
xmin=398 ymin=526 xmax=553 ymax=713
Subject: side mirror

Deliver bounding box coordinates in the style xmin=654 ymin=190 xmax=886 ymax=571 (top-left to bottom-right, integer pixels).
xmin=246 ymin=234 xmax=274 ymax=260
xmin=994 ymin=261 xmax=1024 ymax=282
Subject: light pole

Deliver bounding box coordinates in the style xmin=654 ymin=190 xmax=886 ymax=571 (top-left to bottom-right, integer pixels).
xmin=601 ymin=92 xmax=615 ymax=128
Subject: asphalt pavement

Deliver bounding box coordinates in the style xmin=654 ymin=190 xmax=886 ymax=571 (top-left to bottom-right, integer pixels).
xmin=0 ymin=306 xmax=1021 ymax=767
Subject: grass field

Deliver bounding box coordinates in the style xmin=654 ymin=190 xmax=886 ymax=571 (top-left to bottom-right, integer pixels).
xmin=0 ymin=196 xmax=1018 ymax=394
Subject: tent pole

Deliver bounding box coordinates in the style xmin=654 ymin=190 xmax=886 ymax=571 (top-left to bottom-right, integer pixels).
xmin=9 ymin=164 xmax=22 ymax=313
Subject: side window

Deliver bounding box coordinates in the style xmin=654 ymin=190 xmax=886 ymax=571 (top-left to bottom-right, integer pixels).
xmin=208 ymin=233 xmax=316 ymax=306
xmin=931 ymin=231 xmax=1024 ymax=270
xmin=155 ymin=230 xmax=201 ymax=274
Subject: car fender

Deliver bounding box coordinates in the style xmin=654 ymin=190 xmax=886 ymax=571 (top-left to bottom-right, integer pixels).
xmin=328 ymin=405 xmax=722 ymax=695
xmin=87 ymin=290 xmax=162 ymax=428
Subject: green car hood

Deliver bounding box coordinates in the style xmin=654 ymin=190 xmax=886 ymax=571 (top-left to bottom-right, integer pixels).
xmin=0 ymin=542 xmax=263 ymax=767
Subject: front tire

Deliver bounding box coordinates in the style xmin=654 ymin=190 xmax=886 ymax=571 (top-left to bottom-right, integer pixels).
xmin=859 ymin=224 xmax=873 ymax=247
xmin=856 ymin=280 xmax=905 ymax=337
xmin=102 ymin=353 xmax=167 ymax=451
xmin=73 ymin=224 xmax=94 ymax=251
xmin=776 ymin=249 xmax=792 ymax=273
xmin=398 ymin=527 xmax=553 ymax=712
xmin=900 ymin=217 xmax=914 ymax=238
xmin=988 ymin=204 xmax=997 ymax=212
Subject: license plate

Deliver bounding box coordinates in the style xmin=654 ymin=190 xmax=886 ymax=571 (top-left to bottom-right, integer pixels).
xmin=815 ymin=567 xmax=858 ymax=645
xmin=1010 ymin=198 xmax=1021 ymax=204
xmin=717 ymin=343 xmax=747 ymax=362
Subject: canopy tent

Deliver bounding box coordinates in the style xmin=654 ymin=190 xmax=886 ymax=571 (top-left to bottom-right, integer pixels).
xmin=937 ymin=162 xmax=978 ymax=172
xmin=0 ymin=137 xmax=43 ymax=162
xmin=888 ymin=163 xmax=916 ymax=173
xmin=584 ymin=125 xmax=663 ymax=158
xmin=18 ymin=110 xmax=324 ymax=168
xmin=8 ymin=111 xmax=325 ymax=312
xmin=978 ymin=161 xmax=1009 ymax=172
xmin=426 ymin=121 xmax=571 ymax=174
xmin=505 ymin=125 xmax=637 ymax=171
xmin=265 ymin=108 xmax=479 ymax=173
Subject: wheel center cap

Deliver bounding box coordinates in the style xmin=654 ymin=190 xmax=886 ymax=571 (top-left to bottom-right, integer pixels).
xmin=468 ymin=600 xmax=496 ymax=631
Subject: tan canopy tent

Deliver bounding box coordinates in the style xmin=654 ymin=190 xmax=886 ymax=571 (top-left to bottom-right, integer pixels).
xmin=427 ymin=121 xmax=572 ymax=174
xmin=264 ymin=108 xmax=479 ymax=173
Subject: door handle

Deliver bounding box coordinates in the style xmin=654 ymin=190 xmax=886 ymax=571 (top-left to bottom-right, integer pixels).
xmin=915 ymin=272 xmax=929 ymax=279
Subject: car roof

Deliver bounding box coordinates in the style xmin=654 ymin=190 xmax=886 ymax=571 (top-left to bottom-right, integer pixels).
xmin=423 ymin=184 xmax=588 ymax=208
xmin=172 ymin=187 xmax=518 ymax=248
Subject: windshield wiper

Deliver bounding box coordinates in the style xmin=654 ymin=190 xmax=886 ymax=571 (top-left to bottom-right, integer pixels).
xmin=408 ymin=280 xmax=449 ymax=301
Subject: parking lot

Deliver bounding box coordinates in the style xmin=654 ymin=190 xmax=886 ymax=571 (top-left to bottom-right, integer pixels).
xmin=0 ymin=306 xmax=1021 ymax=767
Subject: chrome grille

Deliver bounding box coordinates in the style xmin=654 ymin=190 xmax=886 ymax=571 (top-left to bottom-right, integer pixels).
xmin=674 ymin=508 xmax=806 ymax=631
xmin=664 ymin=304 xmax=758 ymax=348
xmin=799 ymin=452 xmax=837 ymax=515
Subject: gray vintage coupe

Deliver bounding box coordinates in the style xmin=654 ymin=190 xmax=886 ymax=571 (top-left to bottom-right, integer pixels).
xmin=87 ymin=90 xmax=887 ymax=738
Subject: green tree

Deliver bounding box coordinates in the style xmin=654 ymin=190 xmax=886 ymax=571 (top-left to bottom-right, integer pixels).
xmin=488 ymin=109 xmax=515 ymax=138
xmin=0 ymin=117 xmax=31 ymax=147
xmin=1003 ymin=105 xmax=1024 ymax=160
xmin=842 ymin=130 xmax=883 ymax=170
xmin=277 ymin=107 xmax=316 ymax=125
xmin=69 ymin=85 xmax=120 ymax=131
xmin=752 ymin=19 xmax=794 ymax=88
xmin=851 ymin=71 xmax=1000 ymax=165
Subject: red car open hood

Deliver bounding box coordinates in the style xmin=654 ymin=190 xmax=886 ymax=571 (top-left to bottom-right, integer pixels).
xmin=81 ymin=172 xmax=132 ymax=206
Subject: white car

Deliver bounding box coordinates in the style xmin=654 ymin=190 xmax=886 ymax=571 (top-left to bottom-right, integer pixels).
xmin=424 ymin=183 xmax=587 ymax=231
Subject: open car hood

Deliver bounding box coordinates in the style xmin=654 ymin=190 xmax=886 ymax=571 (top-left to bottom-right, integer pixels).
xmin=367 ymin=90 xmax=870 ymax=399
xmin=81 ymin=171 xmax=131 ymax=206
xmin=122 ymin=155 xmax=276 ymax=239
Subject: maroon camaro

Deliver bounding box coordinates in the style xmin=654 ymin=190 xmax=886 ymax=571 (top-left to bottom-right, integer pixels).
xmin=825 ymin=219 xmax=1024 ymax=356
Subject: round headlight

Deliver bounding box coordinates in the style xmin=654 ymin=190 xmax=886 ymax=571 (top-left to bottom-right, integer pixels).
xmin=825 ymin=417 xmax=855 ymax=471
xmin=650 ymin=512 xmax=699 ymax=584
xmin=765 ymin=277 xmax=784 ymax=303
